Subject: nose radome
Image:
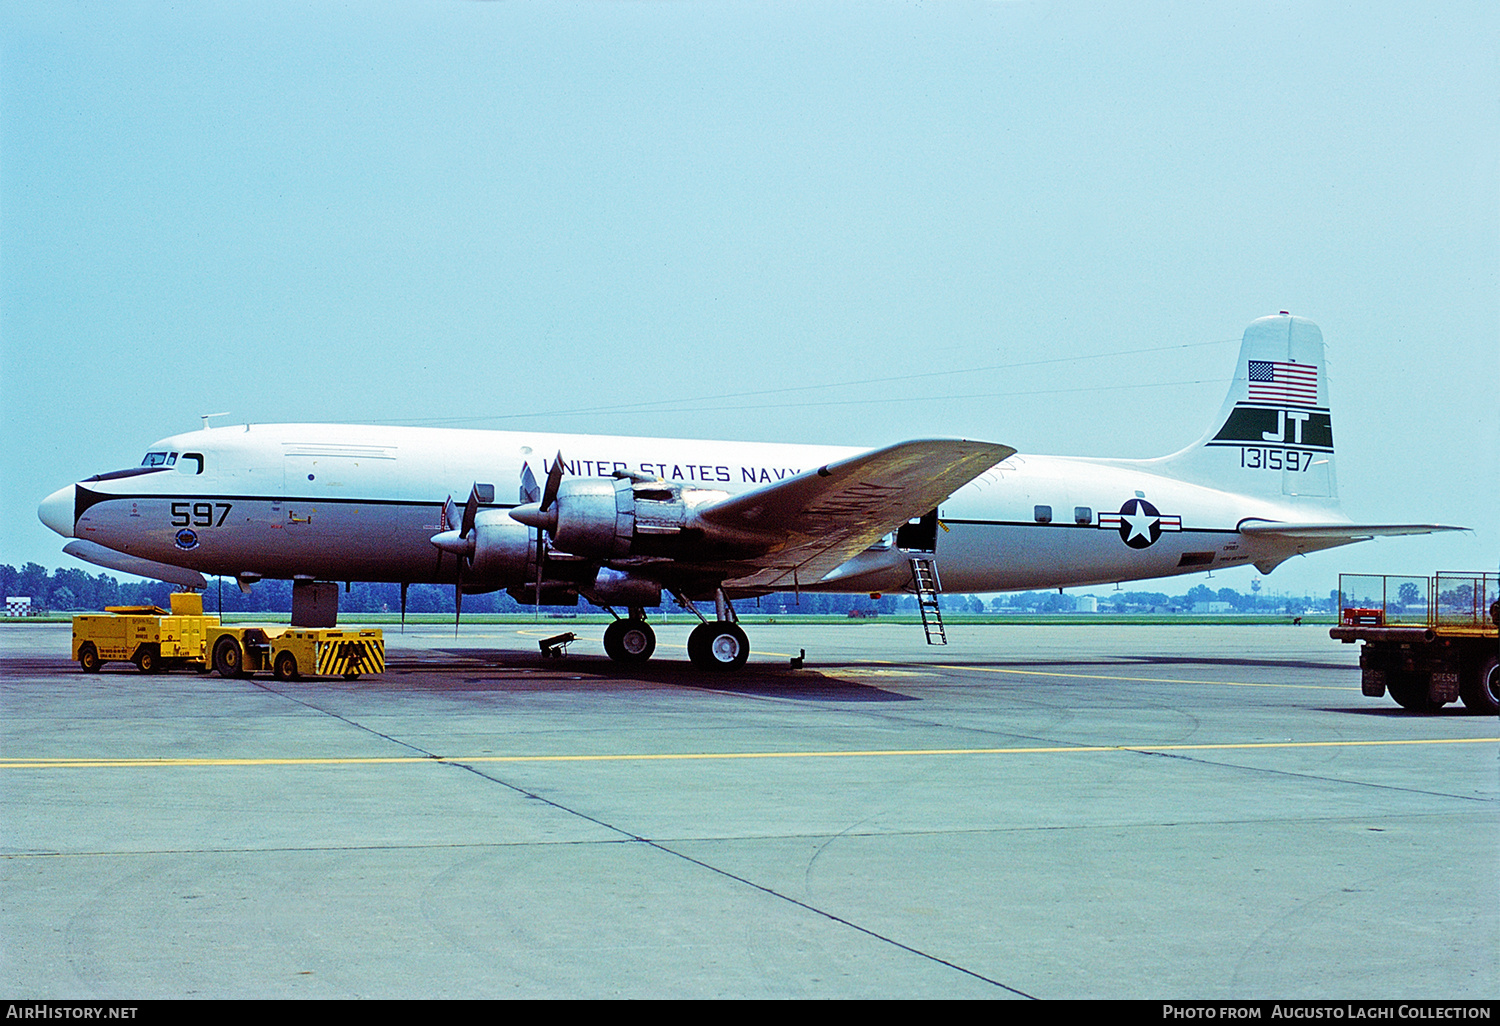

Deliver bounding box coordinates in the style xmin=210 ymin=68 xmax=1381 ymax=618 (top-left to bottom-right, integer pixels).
xmin=38 ymin=485 xmax=76 ymax=538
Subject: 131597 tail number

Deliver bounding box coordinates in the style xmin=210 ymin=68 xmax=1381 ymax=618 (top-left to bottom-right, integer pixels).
xmin=1240 ymin=448 xmax=1313 ymax=471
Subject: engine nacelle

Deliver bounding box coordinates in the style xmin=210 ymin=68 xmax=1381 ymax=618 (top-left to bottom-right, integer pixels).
xmin=468 ymin=510 xmax=534 ymax=582
xmin=516 ymin=477 xmax=759 ymax=560
xmin=584 ymin=568 xmax=663 ymax=608
xmin=550 ymin=478 xmax=636 ymax=558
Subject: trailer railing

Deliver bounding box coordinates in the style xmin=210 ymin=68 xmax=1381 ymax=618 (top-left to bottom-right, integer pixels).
xmin=1338 ymin=573 xmax=1499 ymax=629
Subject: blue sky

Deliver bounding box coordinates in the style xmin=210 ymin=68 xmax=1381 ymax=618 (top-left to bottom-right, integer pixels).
xmin=3 ymin=1 xmax=1496 ymax=595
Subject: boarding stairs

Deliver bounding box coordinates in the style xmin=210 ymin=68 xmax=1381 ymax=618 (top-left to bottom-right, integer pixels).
xmin=909 ymin=557 xmax=946 ymax=645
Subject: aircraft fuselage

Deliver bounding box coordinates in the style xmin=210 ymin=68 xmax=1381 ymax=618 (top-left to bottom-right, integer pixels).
xmin=48 ymin=422 xmax=1343 ymax=595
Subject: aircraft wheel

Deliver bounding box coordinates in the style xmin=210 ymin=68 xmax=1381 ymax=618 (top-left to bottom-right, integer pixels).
xmin=1459 ymin=655 xmax=1500 ymax=715
xmin=78 ymin=643 xmax=101 ymax=673
xmin=1386 ymin=671 xmax=1441 ymax=712
xmin=213 ymin=636 xmax=246 ymax=678
xmin=273 ymin=651 xmax=300 ymax=682
xmin=133 ymin=645 xmax=161 ymax=674
xmin=687 ymin=622 xmax=749 ymax=670
xmin=603 ymin=620 xmax=656 ymax=663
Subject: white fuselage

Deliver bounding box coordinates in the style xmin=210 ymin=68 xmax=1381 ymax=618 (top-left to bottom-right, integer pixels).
xmin=52 ymin=422 xmax=1341 ymax=595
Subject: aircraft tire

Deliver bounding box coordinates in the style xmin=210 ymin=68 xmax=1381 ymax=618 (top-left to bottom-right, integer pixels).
xmin=603 ymin=620 xmax=656 ymax=664
xmin=273 ymin=651 xmax=300 ymax=682
xmin=687 ymin=622 xmax=749 ymax=670
xmin=1459 ymin=655 xmax=1500 ymax=715
xmin=1386 ymin=671 xmax=1441 ymax=712
xmin=213 ymin=636 xmax=246 ymax=679
xmin=78 ymin=643 xmax=101 ymax=673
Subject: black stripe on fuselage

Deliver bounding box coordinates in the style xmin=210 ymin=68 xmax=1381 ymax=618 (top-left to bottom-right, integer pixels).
xmin=74 ymin=486 xmax=514 ymax=521
xmin=940 ymin=519 xmax=1230 ymax=534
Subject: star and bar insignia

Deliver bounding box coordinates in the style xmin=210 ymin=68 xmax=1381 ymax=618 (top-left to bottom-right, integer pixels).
xmin=1098 ymin=498 xmax=1182 ymax=549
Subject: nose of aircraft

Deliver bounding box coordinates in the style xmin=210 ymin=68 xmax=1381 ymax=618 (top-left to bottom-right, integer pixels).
xmin=38 ymin=485 xmax=76 ymax=538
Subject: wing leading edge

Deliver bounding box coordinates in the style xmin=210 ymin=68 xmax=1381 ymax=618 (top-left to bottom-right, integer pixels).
xmin=696 ymin=438 xmax=1016 ymax=591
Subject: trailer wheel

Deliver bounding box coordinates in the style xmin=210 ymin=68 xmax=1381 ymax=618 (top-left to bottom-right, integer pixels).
xmin=78 ymin=643 xmax=101 ymax=673
xmin=213 ymin=636 xmax=246 ymax=678
xmin=133 ymin=645 xmax=161 ymax=674
xmin=1387 ymin=671 xmax=1442 ymax=712
xmin=273 ymin=652 xmax=300 ymax=682
xmin=1460 ymin=655 xmax=1500 ymax=715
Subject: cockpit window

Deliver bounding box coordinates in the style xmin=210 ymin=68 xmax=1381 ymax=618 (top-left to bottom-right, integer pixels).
xmin=180 ymin=452 xmax=204 ymax=474
xmin=141 ymin=451 xmax=178 ymax=467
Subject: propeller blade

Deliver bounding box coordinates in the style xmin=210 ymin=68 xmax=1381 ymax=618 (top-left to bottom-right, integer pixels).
xmin=520 ymin=463 xmax=540 ymax=505
xmin=534 ymin=532 xmax=544 ymax=611
xmin=454 ymin=523 xmax=466 ymax=637
xmin=540 ymin=452 xmax=564 ymax=512
xmin=460 ymin=484 xmax=480 ymax=540
xmin=442 ymin=495 xmax=458 ymax=533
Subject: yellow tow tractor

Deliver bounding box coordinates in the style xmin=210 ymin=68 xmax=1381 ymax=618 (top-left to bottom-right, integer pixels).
xmin=206 ymin=623 xmax=384 ymax=681
xmin=72 ymin=593 xmax=383 ymax=681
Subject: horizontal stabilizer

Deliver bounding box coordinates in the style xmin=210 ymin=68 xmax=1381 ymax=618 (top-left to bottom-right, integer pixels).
xmin=1237 ymin=520 xmax=1467 ymax=541
xmin=63 ymin=540 xmax=208 ymax=589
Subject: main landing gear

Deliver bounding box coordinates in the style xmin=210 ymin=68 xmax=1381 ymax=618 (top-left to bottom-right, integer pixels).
xmin=683 ymin=588 xmax=750 ymax=670
xmin=600 ymin=592 xmax=752 ymax=670
xmin=686 ymin=620 xmax=749 ymax=670
xmin=602 ymin=616 xmax=657 ymax=664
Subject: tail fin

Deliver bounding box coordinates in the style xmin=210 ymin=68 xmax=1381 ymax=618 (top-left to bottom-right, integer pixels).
xmin=1156 ymin=313 xmax=1338 ymax=507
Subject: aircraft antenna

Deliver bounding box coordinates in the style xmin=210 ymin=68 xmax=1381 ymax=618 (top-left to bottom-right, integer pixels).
xmin=200 ymin=412 xmax=230 ymax=431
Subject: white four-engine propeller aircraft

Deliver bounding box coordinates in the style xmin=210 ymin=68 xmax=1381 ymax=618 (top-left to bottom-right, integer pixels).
xmin=39 ymin=314 xmax=1460 ymax=669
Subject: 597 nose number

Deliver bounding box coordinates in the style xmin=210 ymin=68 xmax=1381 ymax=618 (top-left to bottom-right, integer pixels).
xmin=171 ymin=502 xmax=233 ymax=527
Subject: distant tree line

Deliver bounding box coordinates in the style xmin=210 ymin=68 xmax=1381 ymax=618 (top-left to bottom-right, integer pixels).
xmin=3 ymin=563 xmax=1337 ymax=616
xmin=1 ymin=564 xmax=913 ymax=616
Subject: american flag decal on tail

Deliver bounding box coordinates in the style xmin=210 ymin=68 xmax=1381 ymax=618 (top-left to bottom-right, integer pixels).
xmin=1248 ymin=360 xmax=1318 ymax=406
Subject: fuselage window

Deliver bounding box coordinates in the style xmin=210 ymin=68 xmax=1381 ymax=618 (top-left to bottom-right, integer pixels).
xmin=1034 ymin=505 xmax=1053 ymax=524
xmin=1074 ymin=506 xmax=1092 ymax=524
xmin=180 ymin=452 xmax=205 ymax=475
xmin=475 ymin=483 xmax=495 ymax=504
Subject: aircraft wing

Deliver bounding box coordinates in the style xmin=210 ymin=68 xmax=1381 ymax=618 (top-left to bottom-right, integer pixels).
xmin=1237 ymin=520 xmax=1468 ymax=541
xmin=694 ymin=438 xmax=1015 ymax=591
xmin=63 ymin=540 xmax=209 ymax=589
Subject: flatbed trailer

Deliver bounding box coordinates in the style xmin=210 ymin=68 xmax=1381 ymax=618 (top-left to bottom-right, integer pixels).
xmin=72 ymin=593 xmax=383 ymax=681
xmin=72 ymin=593 xmax=220 ymax=673
xmin=1330 ymin=572 xmax=1499 ymax=713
